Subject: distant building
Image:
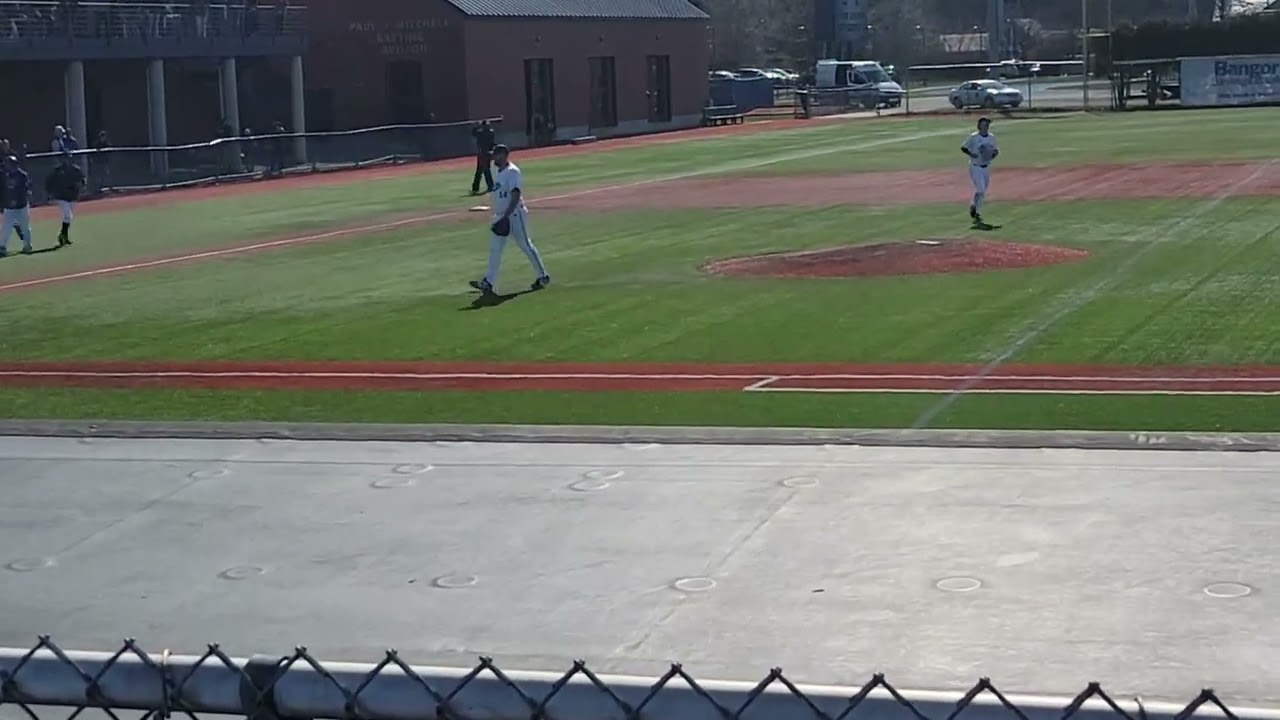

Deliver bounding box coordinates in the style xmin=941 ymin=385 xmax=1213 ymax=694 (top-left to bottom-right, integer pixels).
xmin=812 ymin=0 xmax=869 ymax=59
xmin=304 ymin=0 xmax=711 ymax=145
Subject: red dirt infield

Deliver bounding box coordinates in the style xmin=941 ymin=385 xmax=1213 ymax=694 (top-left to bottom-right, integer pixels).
xmin=541 ymin=162 xmax=1280 ymax=211
xmin=703 ymin=239 xmax=1090 ymax=278
xmin=3 ymin=361 xmax=1280 ymax=395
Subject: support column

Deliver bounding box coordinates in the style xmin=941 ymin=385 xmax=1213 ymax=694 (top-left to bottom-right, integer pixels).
xmin=218 ymin=57 xmax=243 ymax=173
xmin=289 ymin=55 xmax=307 ymax=164
xmin=146 ymin=58 xmax=169 ymax=177
xmin=64 ymin=60 xmax=88 ymax=174
xmin=219 ymin=57 xmax=241 ymax=134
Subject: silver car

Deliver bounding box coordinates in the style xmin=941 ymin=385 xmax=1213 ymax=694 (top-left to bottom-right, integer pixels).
xmin=949 ymin=79 xmax=1024 ymax=109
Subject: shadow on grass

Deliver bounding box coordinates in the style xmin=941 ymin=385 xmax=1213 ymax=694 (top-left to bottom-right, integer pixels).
xmin=461 ymin=289 xmax=535 ymax=311
xmin=973 ymin=221 xmax=1003 ymax=231
xmin=0 ymin=245 xmax=62 ymax=259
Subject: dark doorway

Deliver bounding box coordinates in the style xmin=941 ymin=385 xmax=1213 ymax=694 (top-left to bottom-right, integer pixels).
xmin=85 ymin=82 xmax=104 ymax=137
xmin=523 ymin=58 xmax=556 ymax=144
xmin=588 ymin=56 xmax=617 ymax=129
xmin=646 ymin=54 xmax=671 ymax=123
xmin=385 ymin=60 xmax=427 ymax=123
xmin=305 ymin=88 xmax=335 ymax=132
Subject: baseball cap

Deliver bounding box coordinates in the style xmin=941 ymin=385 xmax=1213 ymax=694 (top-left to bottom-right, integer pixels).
xmin=492 ymin=144 xmax=509 ymax=154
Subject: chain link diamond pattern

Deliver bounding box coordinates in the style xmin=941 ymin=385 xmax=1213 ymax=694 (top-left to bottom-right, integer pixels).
xmin=0 ymin=638 xmax=1246 ymax=720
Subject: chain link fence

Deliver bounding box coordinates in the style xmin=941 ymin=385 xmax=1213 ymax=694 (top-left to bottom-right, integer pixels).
xmin=0 ymin=637 xmax=1268 ymax=720
xmin=15 ymin=118 xmax=502 ymax=205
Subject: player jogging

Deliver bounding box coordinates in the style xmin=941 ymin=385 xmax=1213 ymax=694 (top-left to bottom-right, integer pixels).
xmin=0 ymin=155 xmax=33 ymax=256
xmin=961 ymin=116 xmax=998 ymax=225
xmin=470 ymin=144 xmax=551 ymax=295
xmin=46 ymin=151 xmax=86 ymax=247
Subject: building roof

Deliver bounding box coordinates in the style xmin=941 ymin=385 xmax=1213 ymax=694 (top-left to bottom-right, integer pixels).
xmin=441 ymin=0 xmax=709 ymax=20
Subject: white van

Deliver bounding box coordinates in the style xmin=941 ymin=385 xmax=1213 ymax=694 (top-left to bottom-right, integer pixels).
xmin=814 ymin=59 xmax=904 ymax=107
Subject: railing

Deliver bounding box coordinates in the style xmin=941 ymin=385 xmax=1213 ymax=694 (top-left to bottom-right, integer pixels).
xmin=793 ymin=87 xmax=883 ymax=118
xmin=12 ymin=117 xmax=502 ymax=204
xmin=0 ymin=638 xmax=1274 ymax=720
xmin=0 ymin=0 xmax=306 ymax=47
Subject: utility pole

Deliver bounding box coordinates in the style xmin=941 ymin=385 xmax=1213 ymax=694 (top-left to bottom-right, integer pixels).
xmin=1081 ymin=0 xmax=1089 ymax=108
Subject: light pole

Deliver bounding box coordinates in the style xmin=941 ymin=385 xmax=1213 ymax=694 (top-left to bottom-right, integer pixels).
xmin=1081 ymin=0 xmax=1090 ymax=107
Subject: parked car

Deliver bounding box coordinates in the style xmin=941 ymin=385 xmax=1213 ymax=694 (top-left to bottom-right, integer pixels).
xmin=734 ymin=68 xmax=770 ymax=80
xmin=991 ymin=60 xmax=1042 ymax=79
xmin=766 ymin=67 xmax=799 ymax=86
xmin=949 ymin=79 xmax=1024 ymax=109
xmin=708 ymin=70 xmax=736 ymax=81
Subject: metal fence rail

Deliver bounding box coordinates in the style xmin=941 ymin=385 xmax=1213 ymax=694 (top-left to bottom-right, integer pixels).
xmin=13 ymin=117 xmax=501 ymax=205
xmin=1 ymin=638 xmax=1276 ymax=720
xmin=0 ymin=0 xmax=306 ymax=45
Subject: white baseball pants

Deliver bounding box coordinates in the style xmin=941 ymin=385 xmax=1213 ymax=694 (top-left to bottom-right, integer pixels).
xmin=485 ymin=212 xmax=548 ymax=286
xmin=969 ymin=163 xmax=991 ymax=212
xmin=0 ymin=206 xmax=32 ymax=251
xmin=55 ymin=200 xmax=74 ymax=224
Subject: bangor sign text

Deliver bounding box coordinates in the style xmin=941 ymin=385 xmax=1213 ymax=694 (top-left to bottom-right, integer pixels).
xmin=1181 ymin=54 xmax=1280 ymax=107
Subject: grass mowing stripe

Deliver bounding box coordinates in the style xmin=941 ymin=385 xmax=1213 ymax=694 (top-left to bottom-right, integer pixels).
xmin=909 ymin=159 xmax=1280 ymax=429
xmin=0 ymin=126 xmax=961 ymax=295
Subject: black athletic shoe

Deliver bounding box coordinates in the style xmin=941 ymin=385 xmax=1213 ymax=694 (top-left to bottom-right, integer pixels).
xmin=531 ymin=275 xmax=550 ymax=291
xmin=469 ymin=279 xmax=495 ymax=294
xmin=969 ymin=205 xmax=978 ymax=220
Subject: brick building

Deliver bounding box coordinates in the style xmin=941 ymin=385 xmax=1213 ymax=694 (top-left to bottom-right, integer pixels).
xmin=0 ymin=0 xmax=708 ymax=162
xmin=303 ymin=0 xmax=712 ymax=145
xmin=0 ymin=2 xmax=306 ymax=150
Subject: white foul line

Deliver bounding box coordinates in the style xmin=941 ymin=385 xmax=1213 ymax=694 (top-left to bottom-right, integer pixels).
xmin=0 ymin=126 xmax=955 ymax=294
xmin=1 ymin=369 xmax=1278 ymax=397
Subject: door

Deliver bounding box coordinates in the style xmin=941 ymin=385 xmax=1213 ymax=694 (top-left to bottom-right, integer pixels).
xmin=305 ymin=88 xmax=335 ymax=132
xmin=588 ymin=56 xmax=617 ymax=129
xmin=385 ymin=60 xmax=426 ymax=124
xmin=646 ymin=54 xmax=671 ymax=123
xmin=523 ymin=58 xmax=556 ymax=142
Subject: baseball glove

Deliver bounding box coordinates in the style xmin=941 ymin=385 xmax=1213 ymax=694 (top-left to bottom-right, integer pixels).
xmin=491 ymin=217 xmax=511 ymax=237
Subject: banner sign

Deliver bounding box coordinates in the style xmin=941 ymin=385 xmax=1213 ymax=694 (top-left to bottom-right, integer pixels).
xmin=1181 ymin=55 xmax=1280 ymax=107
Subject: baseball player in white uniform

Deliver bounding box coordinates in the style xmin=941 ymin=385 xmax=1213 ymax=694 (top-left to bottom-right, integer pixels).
xmin=470 ymin=144 xmax=551 ymax=295
xmin=961 ymin=116 xmax=998 ymax=225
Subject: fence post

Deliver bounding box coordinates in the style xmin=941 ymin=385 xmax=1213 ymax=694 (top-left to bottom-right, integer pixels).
xmin=240 ymin=654 xmax=285 ymax=720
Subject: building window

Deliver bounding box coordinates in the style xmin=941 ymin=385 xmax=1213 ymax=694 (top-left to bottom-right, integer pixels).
xmin=645 ymin=54 xmax=672 ymax=123
xmin=523 ymin=58 xmax=557 ymax=144
xmin=385 ymin=60 xmax=427 ymax=123
xmin=588 ymin=56 xmax=618 ymax=128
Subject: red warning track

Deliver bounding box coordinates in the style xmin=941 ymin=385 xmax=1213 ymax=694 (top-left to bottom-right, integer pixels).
xmin=3 ymin=361 xmax=1280 ymax=395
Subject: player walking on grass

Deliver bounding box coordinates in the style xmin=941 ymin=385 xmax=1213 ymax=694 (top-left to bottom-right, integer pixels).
xmin=46 ymin=151 xmax=86 ymax=247
xmin=0 ymin=155 xmax=33 ymax=257
xmin=962 ymin=116 xmax=998 ymax=225
xmin=470 ymin=145 xmax=551 ymax=295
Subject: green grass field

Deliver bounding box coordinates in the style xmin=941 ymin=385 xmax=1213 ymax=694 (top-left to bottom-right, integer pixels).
xmin=1 ymin=109 xmax=1278 ymax=430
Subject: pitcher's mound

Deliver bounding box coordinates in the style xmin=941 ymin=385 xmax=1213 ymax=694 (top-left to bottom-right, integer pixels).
xmin=703 ymin=239 xmax=1090 ymax=278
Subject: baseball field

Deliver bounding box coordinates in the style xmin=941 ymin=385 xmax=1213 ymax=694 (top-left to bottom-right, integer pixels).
xmin=0 ymin=108 xmax=1278 ymax=431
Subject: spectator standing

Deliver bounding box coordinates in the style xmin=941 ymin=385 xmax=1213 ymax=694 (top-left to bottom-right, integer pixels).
xmin=51 ymin=124 xmax=80 ymax=154
xmin=189 ymin=0 xmax=208 ymax=36
xmin=268 ymin=120 xmax=287 ymax=176
xmin=470 ymin=119 xmax=495 ymax=195
xmin=93 ymin=129 xmax=112 ymax=192
xmin=0 ymin=155 xmax=34 ymax=256
xmin=240 ymin=126 xmax=255 ymax=171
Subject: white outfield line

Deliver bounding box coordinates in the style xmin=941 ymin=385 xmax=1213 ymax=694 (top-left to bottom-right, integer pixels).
xmin=1 ymin=369 xmax=1279 ymax=396
xmin=0 ymin=127 xmax=956 ymax=295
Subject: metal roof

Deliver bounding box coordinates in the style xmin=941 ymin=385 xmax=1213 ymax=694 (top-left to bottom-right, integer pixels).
xmin=441 ymin=0 xmax=709 ymax=20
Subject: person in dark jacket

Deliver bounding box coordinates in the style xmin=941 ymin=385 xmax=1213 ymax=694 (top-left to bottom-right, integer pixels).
xmin=0 ymin=155 xmax=33 ymax=256
xmin=46 ymin=152 xmax=85 ymax=246
xmin=470 ymin=120 xmax=495 ymax=195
